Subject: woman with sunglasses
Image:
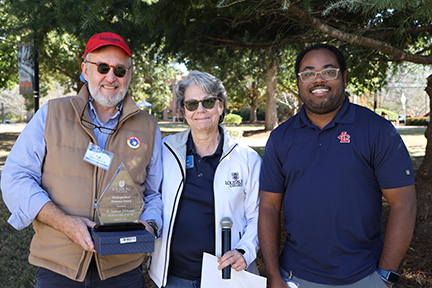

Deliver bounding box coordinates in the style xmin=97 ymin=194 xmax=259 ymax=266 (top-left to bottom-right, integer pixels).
xmin=149 ymin=71 xmax=262 ymax=288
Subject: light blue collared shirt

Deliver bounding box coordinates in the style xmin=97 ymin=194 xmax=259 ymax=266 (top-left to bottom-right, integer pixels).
xmin=1 ymin=100 xmax=163 ymax=232
xmin=88 ymin=98 xmax=122 ymax=149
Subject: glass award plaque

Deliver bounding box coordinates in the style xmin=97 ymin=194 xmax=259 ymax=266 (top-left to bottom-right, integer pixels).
xmin=91 ymin=163 xmax=156 ymax=255
xmin=94 ymin=162 xmax=145 ymax=231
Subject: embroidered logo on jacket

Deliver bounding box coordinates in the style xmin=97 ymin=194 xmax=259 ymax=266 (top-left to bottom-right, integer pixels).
xmin=337 ymin=131 xmax=351 ymax=143
xmin=225 ymin=172 xmax=243 ymax=188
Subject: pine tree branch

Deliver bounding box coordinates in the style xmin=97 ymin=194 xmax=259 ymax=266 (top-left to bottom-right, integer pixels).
xmin=284 ymin=2 xmax=432 ymax=64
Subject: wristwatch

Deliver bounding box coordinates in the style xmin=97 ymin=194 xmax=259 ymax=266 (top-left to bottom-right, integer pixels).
xmin=377 ymin=267 xmax=400 ymax=285
xmin=147 ymin=220 xmax=159 ymax=237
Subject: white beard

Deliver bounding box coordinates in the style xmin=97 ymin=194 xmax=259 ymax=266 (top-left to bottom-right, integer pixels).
xmin=88 ymin=82 xmax=127 ymax=107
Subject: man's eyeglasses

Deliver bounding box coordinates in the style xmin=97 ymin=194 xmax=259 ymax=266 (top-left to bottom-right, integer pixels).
xmin=183 ymin=97 xmax=219 ymax=112
xmin=85 ymin=61 xmax=130 ymax=78
xmin=80 ymin=101 xmax=119 ymax=134
xmin=297 ymin=68 xmax=340 ymax=83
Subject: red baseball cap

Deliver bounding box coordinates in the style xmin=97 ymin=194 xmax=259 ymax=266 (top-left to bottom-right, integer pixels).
xmin=83 ymin=32 xmax=131 ymax=60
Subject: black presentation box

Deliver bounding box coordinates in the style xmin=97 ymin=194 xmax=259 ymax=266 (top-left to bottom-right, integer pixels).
xmin=91 ymin=228 xmax=155 ymax=256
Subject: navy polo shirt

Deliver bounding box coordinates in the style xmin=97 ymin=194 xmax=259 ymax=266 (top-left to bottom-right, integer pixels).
xmin=260 ymin=97 xmax=414 ymax=285
xmin=169 ymin=130 xmax=224 ymax=280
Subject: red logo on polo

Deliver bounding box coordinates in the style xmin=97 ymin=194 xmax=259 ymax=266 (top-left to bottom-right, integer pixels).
xmin=338 ymin=131 xmax=351 ymax=143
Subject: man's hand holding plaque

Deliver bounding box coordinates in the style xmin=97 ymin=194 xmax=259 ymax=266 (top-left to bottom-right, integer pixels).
xmin=91 ymin=163 xmax=156 ymax=255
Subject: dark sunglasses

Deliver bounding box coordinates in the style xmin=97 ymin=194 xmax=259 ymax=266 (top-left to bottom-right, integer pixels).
xmin=183 ymin=97 xmax=218 ymax=111
xmin=85 ymin=61 xmax=130 ymax=78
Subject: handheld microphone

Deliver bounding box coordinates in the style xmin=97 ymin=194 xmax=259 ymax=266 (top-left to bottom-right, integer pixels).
xmin=221 ymin=217 xmax=233 ymax=279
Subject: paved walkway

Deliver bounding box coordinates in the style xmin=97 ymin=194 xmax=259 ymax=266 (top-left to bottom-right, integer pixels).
xmin=0 ymin=123 xmax=26 ymax=133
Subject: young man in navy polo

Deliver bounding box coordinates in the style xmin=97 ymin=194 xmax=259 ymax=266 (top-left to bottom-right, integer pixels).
xmin=259 ymin=43 xmax=416 ymax=288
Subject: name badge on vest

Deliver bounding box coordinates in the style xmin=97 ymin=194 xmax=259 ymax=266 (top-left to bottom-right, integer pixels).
xmin=186 ymin=155 xmax=194 ymax=169
xmin=83 ymin=142 xmax=114 ymax=170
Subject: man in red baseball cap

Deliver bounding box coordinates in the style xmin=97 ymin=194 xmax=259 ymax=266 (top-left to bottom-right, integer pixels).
xmin=1 ymin=32 xmax=162 ymax=287
xmin=81 ymin=32 xmax=134 ymax=110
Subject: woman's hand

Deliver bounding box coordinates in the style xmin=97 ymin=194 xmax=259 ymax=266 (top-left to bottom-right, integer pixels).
xmin=217 ymin=249 xmax=247 ymax=272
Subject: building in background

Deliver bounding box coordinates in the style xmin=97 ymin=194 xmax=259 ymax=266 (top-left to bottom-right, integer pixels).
xmin=163 ymin=75 xmax=183 ymax=122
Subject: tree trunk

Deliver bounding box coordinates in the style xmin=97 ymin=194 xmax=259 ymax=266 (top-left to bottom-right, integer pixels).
xmin=414 ymin=73 xmax=432 ymax=237
xmin=265 ymin=57 xmax=278 ymax=131
xmin=250 ymin=101 xmax=257 ymax=122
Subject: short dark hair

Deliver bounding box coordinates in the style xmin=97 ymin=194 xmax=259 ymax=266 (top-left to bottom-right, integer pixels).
xmin=295 ymin=43 xmax=347 ymax=75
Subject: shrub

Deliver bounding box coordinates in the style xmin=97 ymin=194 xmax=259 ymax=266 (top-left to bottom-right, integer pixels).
xmin=375 ymin=108 xmax=398 ymax=121
xmin=224 ymin=113 xmax=242 ymax=125
xmin=406 ymin=117 xmax=429 ymax=126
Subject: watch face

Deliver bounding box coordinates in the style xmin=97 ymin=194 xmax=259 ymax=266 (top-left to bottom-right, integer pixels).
xmin=388 ymin=271 xmax=400 ymax=283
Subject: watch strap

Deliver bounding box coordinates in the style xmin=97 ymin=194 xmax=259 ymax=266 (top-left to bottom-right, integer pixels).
xmin=377 ymin=267 xmax=399 ymax=285
xmin=147 ymin=220 xmax=159 ymax=237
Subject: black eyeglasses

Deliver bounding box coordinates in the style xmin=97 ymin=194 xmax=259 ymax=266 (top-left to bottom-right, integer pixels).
xmin=297 ymin=68 xmax=340 ymax=83
xmin=183 ymin=97 xmax=218 ymax=112
xmin=85 ymin=61 xmax=130 ymax=78
xmin=80 ymin=101 xmax=119 ymax=134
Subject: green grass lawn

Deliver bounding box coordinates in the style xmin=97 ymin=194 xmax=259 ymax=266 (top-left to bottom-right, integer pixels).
xmin=0 ymin=199 xmax=36 ymax=288
xmin=0 ymin=124 xmax=427 ymax=287
xmin=398 ymin=126 xmax=427 ymax=156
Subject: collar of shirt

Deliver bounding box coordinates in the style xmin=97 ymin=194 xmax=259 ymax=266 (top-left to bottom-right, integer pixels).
xmin=186 ymin=126 xmax=224 ymax=158
xmin=295 ymin=96 xmax=355 ymax=130
xmin=88 ymin=96 xmax=123 ymax=149
xmin=88 ymin=95 xmax=123 ymax=127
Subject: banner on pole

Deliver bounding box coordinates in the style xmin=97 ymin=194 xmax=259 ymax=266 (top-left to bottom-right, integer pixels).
xmin=18 ymin=43 xmax=34 ymax=95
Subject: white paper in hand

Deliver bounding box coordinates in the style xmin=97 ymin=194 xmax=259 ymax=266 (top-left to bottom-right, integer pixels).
xmin=286 ymin=280 xmax=299 ymax=288
xmin=200 ymin=253 xmax=267 ymax=288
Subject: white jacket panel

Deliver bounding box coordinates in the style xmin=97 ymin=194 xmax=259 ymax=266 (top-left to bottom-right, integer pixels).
xmin=149 ymin=126 xmax=261 ymax=288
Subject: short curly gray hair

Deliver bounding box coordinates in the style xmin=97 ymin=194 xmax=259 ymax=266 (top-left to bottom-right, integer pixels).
xmin=175 ymin=71 xmax=228 ymax=123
